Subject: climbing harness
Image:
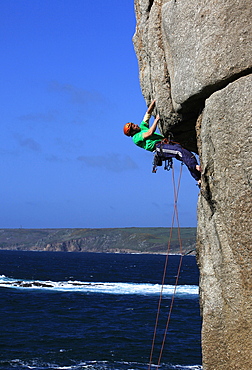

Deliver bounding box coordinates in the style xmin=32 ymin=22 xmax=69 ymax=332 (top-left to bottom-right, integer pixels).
xmin=152 ymin=138 xmax=183 ymax=173
xmin=152 ymin=153 xmax=173 ymax=173
xmin=152 ymin=145 xmax=174 ymax=173
xmin=148 ymin=162 xmax=186 ymax=370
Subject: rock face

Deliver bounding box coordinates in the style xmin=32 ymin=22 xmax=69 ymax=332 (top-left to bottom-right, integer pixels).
xmin=162 ymin=0 xmax=251 ymax=111
xmin=197 ymin=75 xmax=252 ymax=369
xmin=133 ymin=1 xmax=252 ymax=369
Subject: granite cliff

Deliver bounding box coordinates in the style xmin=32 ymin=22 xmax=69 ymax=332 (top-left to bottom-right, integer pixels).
xmin=133 ymin=1 xmax=252 ymax=369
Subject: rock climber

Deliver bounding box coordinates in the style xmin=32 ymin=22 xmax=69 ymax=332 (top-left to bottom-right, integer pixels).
xmin=123 ymin=100 xmax=202 ymax=184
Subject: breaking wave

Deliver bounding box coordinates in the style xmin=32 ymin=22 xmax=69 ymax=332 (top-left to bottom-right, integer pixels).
xmin=0 ymin=359 xmax=203 ymax=370
xmin=0 ymin=275 xmax=198 ymax=296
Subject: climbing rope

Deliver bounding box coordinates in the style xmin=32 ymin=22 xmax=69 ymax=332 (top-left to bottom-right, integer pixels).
xmin=148 ymin=163 xmax=184 ymax=370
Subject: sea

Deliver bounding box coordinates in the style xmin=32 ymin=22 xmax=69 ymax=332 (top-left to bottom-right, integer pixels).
xmin=0 ymin=250 xmax=202 ymax=370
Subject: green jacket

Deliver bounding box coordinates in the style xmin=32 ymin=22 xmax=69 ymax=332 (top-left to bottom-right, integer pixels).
xmin=132 ymin=120 xmax=164 ymax=152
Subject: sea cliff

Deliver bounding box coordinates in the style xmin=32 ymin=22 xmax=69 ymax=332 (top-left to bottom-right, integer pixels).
xmin=0 ymin=227 xmax=196 ymax=255
xmin=133 ymin=0 xmax=252 ymax=369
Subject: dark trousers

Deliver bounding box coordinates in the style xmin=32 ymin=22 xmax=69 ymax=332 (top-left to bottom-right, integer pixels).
xmin=155 ymin=142 xmax=201 ymax=181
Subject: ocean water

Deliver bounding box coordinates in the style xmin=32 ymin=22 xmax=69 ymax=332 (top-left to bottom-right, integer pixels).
xmin=0 ymin=251 xmax=202 ymax=370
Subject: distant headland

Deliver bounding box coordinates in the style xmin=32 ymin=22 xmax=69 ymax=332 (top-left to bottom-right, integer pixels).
xmin=0 ymin=227 xmax=196 ymax=255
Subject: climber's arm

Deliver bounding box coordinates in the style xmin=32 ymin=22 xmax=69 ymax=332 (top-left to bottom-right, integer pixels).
xmin=142 ymin=100 xmax=157 ymax=125
xmin=147 ymin=99 xmax=156 ymax=114
xmin=142 ymin=115 xmax=160 ymax=139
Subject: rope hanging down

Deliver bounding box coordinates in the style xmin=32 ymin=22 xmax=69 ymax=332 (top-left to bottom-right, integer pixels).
xmin=148 ymin=163 xmax=184 ymax=370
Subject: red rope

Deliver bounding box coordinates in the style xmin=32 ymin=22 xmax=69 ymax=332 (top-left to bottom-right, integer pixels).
xmin=148 ymin=164 xmax=183 ymax=370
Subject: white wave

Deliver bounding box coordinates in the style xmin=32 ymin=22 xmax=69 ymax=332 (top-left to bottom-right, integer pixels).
xmin=0 ymin=359 xmax=202 ymax=370
xmin=0 ymin=276 xmax=198 ymax=296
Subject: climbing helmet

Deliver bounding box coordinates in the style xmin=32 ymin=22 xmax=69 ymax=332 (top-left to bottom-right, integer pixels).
xmin=123 ymin=122 xmax=132 ymax=136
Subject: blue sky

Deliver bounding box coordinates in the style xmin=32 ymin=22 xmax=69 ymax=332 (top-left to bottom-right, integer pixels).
xmin=1 ymin=0 xmax=199 ymax=229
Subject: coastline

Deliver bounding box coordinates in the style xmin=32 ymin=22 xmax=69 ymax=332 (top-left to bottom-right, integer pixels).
xmin=0 ymin=227 xmax=196 ymax=255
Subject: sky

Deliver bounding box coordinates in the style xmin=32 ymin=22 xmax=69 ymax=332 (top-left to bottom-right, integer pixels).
xmin=0 ymin=0 xmax=200 ymax=229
